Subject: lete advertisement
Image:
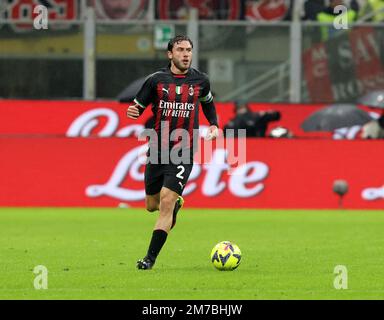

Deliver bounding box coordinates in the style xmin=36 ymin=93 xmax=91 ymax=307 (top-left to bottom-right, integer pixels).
xmin=0 ymin=99 xmax=382 ymax=209
xmin=0 ymin=136 xmax=383 ymax=209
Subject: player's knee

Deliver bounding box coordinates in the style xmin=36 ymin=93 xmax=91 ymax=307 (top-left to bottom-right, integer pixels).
xmin=146 ymin=206 xmax=158 ymax=213
xmin=145 ymin=198 xmax=159 ymax=212
xmin=146 ymin=202 xmax=159 ymax=212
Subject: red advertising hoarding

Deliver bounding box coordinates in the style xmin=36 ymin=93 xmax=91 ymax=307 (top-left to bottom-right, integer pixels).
xmin=0 ymin=137 xmax=382 ymax=209
xmin=2 ymin=99 xmax=377 ymax=139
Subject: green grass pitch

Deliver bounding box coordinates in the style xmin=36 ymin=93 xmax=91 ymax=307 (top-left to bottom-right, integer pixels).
xmin=0 ymin=208 xmax=384 ymax=300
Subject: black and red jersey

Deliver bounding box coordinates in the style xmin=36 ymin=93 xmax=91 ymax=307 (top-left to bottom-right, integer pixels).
xmin=134 ymin=66 xmax=218 ymax=157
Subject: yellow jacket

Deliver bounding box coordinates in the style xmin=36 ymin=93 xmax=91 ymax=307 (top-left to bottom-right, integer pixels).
xmin=317 ymin=9 xmax=357 ymax=41
xmin=360 ymin=0 xmax=384 ymax=22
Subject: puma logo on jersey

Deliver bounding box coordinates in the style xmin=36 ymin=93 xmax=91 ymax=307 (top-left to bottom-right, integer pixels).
xmin=162 ymin=88 xmax=169 ymax=94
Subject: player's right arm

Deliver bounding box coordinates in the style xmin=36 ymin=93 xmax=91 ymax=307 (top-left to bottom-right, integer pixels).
xmin=126 ymin=103 xmax=140 ymax=120
xmin=126 ymin=73 xmax=156 ymax=120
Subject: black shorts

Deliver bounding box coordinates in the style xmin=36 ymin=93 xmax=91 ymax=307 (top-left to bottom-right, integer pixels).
xmin=145 ymin=163 xmax=193 ymax=196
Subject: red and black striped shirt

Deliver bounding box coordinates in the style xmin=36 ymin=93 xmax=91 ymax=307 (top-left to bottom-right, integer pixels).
xmin=134 ymin=66 xmax=218 ymax=157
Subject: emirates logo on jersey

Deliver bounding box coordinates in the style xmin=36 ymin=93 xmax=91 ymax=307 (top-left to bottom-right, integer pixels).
xmin=159 ymin=100 xmax=194 ymax=110
xmin=189 ymin=85 xmax=194 ymax=96
xmin=159 ymin=100 xmax=194 ymax=118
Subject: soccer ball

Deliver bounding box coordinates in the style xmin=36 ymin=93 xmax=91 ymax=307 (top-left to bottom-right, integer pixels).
xmin=210 ymin=241 xmax=241 ymax=271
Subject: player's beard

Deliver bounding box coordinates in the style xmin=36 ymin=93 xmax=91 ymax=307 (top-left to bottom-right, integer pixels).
xmin=172 ymin=58 xmax=191 ymax=72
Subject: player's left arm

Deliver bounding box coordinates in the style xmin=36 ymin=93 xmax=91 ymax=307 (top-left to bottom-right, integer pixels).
xmin=200 ymin=77 xmax=219 ymax=140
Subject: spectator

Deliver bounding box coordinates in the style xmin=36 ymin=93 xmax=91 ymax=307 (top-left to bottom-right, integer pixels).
xmin=303 ymin=0 xmax=327 ymax=20
xmin=351 ymin=0 xmax=361 ymax=12
xmin=316 ymin=0 xmax=358 ymax=41
xmin=359 ymin=0 xmax=384 ymax=22
xmin=224 ymin=101 xmax=281 ymax=138
xmin=303 ymin=0 xmax=359 ymax=21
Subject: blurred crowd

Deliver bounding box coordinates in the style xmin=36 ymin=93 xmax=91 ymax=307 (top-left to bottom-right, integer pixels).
xmin=85 ymin=0 xmax=384 ymax=22
xmin=303 ymin=0 xmax=384 ymax=22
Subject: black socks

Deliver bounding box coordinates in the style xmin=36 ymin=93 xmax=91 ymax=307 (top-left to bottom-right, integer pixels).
xmin=146 ymin=229 xmax=168 ymax=262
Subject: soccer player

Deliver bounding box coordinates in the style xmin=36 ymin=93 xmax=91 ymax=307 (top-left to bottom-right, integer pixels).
xmin=127 ymin=35 xmax=219 ymax=270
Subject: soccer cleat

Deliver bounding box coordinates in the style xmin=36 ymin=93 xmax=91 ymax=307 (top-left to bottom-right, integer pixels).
xmin=136 ymin=256 xmax=155 ymax=270
xmin=171 ymin=196 xmax=184 ymax=230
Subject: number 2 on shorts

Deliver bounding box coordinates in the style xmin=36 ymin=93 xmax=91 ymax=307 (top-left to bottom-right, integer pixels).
xmin=176 ymin=165 xmax=185 ymax=179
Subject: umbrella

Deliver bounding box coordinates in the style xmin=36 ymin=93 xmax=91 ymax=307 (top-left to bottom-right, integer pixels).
xmin=301 ymin=104 xmax=372 ymax=132
xmin=358 ymin=90 xmax=384 ymax=109
xmin=116 ymin=76 xmax=147 ymax=102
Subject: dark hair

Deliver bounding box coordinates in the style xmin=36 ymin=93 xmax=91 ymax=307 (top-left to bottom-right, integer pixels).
xmin=234 ymin=100 xmax=249 ymax=113
xmin=167 ymin=35 xmax=193 ymax=52
xmin=269 ymin=110 xmax=281 ymax=121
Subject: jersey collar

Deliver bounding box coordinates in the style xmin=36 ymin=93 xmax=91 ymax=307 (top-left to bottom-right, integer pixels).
xmin=167 ymin=65 xmax=191 ymax=78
